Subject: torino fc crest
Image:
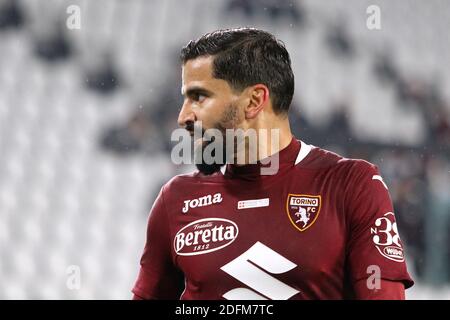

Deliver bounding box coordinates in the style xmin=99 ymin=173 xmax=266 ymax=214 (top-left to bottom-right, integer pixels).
xmin=286 ymin=194 xmax=321 ymax=232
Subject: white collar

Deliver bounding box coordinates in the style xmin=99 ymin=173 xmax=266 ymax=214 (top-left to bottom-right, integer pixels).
xmin=295 ymin=140 xmax=312 ymax=165
xmin=220 ymin=140 xmax=312 ymax=175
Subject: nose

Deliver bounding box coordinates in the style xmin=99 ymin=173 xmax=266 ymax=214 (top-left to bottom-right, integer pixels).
xmin=177 ymin=100 xmax=196 ymax=128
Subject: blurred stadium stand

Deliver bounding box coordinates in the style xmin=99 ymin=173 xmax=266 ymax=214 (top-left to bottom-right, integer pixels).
xmin=0 ymin=0 xmax=449 ymax=299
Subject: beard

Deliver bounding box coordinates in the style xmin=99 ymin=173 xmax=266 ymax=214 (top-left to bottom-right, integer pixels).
xmin=194 ymin=134 xmax=227 ymax=175
xmin=188 ymin=103 xmax=239 ymax=175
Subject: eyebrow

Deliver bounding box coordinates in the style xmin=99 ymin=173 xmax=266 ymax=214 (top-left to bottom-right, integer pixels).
xmin=182 ymin=86 xmax=213 ymax=97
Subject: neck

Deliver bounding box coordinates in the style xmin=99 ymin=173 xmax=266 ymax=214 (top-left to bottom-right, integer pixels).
xmin=232 ymin=116 xmax=293 ymax=165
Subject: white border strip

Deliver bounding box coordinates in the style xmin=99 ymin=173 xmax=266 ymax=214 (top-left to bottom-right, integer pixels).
xmin=295 ymin=140 xmax=312 ymax=165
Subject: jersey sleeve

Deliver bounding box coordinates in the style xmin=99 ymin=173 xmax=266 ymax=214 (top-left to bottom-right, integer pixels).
xmin=344 ymin=160 xmax=414 ymax=290
xmin=132 ymin=186 xmax=184 ymax=299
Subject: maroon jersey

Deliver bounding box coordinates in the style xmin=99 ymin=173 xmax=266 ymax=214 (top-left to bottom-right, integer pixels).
xmin=132 ymin=138 xmax=414 ymax=299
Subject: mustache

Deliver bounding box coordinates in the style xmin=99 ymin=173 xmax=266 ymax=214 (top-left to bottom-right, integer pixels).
xmin=185 ymin=121 xmax=204 ymax=136
xmin=185 ymin=121 xmax=229 ymax=137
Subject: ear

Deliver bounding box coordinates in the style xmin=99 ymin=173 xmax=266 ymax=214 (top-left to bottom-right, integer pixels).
xmin=244 ymin=84 xmax=269 ymax=119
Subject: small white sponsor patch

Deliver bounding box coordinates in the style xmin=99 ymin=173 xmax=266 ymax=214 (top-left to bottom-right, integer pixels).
xmin=237 ymin=198 xmax=270 ymax=210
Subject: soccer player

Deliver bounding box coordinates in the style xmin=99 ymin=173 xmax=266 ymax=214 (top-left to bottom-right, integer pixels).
xmin=132 ymin=28 xmax=414 ymax=300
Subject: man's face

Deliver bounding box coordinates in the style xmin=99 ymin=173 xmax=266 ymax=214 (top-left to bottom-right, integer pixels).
xmin=178 ymin=56 xmax=245 ymax=174
xmin=178 ymin=56 xmax=243 ymax=133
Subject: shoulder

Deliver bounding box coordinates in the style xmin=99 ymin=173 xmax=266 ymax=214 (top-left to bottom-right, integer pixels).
xmin=156 ymin=170 xmax=224 ymax=215
xmin=161 ymin=169 xmax=222 ymax=195
xmin=301 ymin=143 xmax=379 ymax=180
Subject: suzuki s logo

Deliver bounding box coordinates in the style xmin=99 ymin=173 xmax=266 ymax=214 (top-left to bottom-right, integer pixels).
xmin=174 ymin=218 xmax=238 ymax=256
xmin=221 ymin=242 xmax=300 ymax=300
xmin=182 ymin=193 xmax=223 ymax=213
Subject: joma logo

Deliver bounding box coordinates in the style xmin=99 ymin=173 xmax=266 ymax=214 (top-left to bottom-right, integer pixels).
xmin=182 ymin=193 xmax=223 ymax=213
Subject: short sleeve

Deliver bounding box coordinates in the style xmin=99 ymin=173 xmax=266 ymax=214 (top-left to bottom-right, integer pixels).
xmin=132 ymin=187 xmax=184 ymax=299
xmin=344 ymin=161 xmax=414 ymax=289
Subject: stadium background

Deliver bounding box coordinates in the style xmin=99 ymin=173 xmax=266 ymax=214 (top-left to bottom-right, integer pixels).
xmin=0 ymin=0 xmax=449 ymax=299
